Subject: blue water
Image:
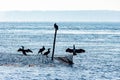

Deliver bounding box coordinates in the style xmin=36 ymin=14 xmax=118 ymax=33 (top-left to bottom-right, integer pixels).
xmin=0 ymin=22 xmax=120 ymax=79
xmin=0 ymin=22 xmax=120 ymax=54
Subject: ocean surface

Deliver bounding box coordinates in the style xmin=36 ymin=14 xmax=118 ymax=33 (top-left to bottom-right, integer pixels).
xmin=0 ymin=22 xmax=120 ymax=80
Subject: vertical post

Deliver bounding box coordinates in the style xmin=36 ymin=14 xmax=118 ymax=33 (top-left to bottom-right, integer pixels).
xmin=52 ymin=23 xmax=58 ymax=61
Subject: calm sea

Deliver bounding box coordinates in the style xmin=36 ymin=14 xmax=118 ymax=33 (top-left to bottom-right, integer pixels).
xmin=0 ymin=22 xmax=120 ymax=55
xmin=0 ymin=22 xmax=120 ymax=79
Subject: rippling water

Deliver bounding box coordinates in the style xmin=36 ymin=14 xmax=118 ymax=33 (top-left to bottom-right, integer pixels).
xmin=0 ymin=22 xmax=120 ymax=79
xmin=0 ymin=22 xmax=120 ymax=54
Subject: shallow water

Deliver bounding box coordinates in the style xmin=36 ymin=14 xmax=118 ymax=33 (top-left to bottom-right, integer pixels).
xmin=0 ymin=22 xmax=120 ymax=80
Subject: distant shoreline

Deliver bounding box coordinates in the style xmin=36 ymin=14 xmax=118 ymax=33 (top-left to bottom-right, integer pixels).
xmin=0 ymin=21 xmax=120 ymax=23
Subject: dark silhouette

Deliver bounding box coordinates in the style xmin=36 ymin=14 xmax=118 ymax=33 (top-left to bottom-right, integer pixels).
xmin=44 ymin=48 xmax=50 ymax=57
xmin=38 ymin=46 xmax=45 ymax=54
xmin=66 ymin=48 xmax=73 ymax=53
xmin=17 ymin=46 xmax=33 ymax=56
xmin=66 ymin=47 xmax=85 ymax=55
xmin=54 ymin=23 xmax=58 ymax=30
xmin=73 ymin=45 xmax=77 ymax=55
xmin=52 ymin=23 xmax=59 ymax=61
xmin=66 ymin=48 xmax=77 ymax=55
xmin=76 ymin=49 xmax=85 ymax=53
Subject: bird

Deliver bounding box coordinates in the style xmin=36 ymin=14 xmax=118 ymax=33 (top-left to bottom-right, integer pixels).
xmin=54 ymin=23 xmax=58 ymax=30
xmin=66 ymin=48 xmax=77 ymax=55
xmin=17 ymin=46 xmax=33 ymax=56
xmin=43 ymin=48 xmax=50 ymax=57
xmin=66 ymin=45 xmax=85 ymax=55
xmin=38 ymin=46 xmax=45 ymax=54
xmin=66 ymin=48 xmax=73 ymax=53
xmin=66 ymin=48 xmax=85 ymax=54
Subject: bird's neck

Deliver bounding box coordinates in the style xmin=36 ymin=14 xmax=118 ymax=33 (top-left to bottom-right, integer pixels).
xmin=22 ymin=46 xmax=24 ymax=49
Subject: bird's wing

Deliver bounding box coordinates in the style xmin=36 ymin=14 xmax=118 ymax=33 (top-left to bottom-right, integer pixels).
xmin=26 ymin=49 xmax=33 ymax=53
xmin=17 ymin=48 xmax=22 ymax=52
xmin=43 ymin=52 xmax=46 ymax=55
xmin=66 ymin=48 xmax=73 ymax=52
xmin=75 ymin=49 xmax=85 ymax=53
xmin=38 ymin=49 xmax=42 ymax=53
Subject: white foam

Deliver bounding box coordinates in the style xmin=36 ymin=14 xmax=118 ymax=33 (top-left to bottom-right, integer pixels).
xmin=1 ymin=30 xmax=120 ymax=35
xmin=58 ymin=30 xmax=120 ymax=34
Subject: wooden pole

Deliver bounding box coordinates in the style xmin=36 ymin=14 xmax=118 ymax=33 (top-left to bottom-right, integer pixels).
xmin=52 ymin=23 xmax=58 ymax=61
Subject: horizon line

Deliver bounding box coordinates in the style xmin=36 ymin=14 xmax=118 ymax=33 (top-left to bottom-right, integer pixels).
xmin=0 ymin=21 xmax=120 ymax=23
xmin=0 ymin=10 xmax=120 ymax=12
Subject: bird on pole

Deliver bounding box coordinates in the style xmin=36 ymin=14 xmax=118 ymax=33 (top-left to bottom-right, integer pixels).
xmin=54 ymin=23 xmax=58 ymax=30
xmin=52 ymin=23 xmax=59 ymax=61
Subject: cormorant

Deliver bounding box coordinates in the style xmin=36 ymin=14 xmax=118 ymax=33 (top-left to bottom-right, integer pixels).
xmin=54 ymin=23 xmax=58 ymax=30
xmin=66 ymin=48 xmax=76 ymax=55
xmin=43 ymin=48 xmax=50 ymax=57
xmin=38 ymin=46 xmax=45 ymax=54
xmin=66 ymin=48 xmax=85 ymax=55
xmin=17 ymin=46 xmax=33 ymax=56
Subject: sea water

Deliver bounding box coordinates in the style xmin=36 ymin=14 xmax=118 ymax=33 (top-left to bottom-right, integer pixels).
xmin=0 ymin=22 xmax=120 ymax=80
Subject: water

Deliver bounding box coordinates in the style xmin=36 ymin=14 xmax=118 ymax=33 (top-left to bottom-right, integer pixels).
xmin=0 ymin=22 xmax=120 ymax=54
xmin=0 ymin=22 xmax=120 ymax=79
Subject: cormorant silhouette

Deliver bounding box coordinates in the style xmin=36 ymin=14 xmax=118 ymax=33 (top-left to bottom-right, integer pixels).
xmin=17 ymin=46 xmax=33 ymax=56
xmin=43 ymin=48 xmax=50 ymax=57
xmin=66 ymin=48 xmax=77 ymax=55
xmin=54 ymin=23 xmax=58 ymax=30
xmin=66 ymin=48 xmax=85 ymax=55
xmin=38 ymin=46 xmax=45 ymax=54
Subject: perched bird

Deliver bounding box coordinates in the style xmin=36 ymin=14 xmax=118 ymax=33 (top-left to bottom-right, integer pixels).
xmin=43 ymin=48 xmax=50 ymax=57
xmin=38 ymin=46 xmax=45 ymax=54
xmin=54 ymin=23 xmax=58 ymax=30
xmin=17 ymin=46 xmax=33 ymax=56
xmin=66 ymin=48 xmax=77 ymax=55
xmin=73 ymin=45 xmax=77 ymax=55
xmin=66 ymin=45 xmax=85 ymax=55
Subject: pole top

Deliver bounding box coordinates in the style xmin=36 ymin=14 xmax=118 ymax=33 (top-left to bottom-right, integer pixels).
xmin=54 ymin=23 xmax=58 ymax=30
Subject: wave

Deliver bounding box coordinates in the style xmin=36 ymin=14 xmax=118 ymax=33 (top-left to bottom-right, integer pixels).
xmin=0 ymin=30 xmax=120 ymax=35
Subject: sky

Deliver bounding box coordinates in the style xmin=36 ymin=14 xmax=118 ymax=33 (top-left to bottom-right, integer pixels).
xmin=0 ymin=0 xmax=120 ymax=22
xmin=0 ymin=0 xmax=120 ymax=11
xmin=0 ymin=11 xmax=120 ymax=22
